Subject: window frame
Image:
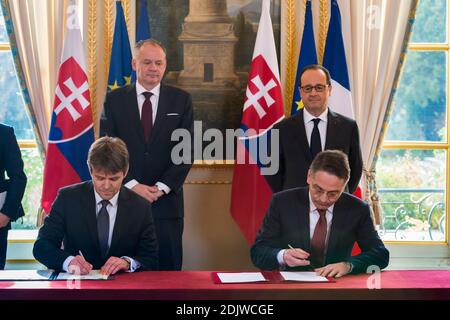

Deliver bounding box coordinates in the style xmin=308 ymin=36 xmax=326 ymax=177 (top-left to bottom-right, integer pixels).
xmin=380 ymin=2 xmax=450 ymax=264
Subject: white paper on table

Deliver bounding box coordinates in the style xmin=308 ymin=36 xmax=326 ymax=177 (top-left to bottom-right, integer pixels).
xmin=280 ymin=271 xmax=329 ymax=282
xmin=55 ymin=270 xmax=110 ymax=280
xmin=217 ymin=272 xmax=267 ymax=283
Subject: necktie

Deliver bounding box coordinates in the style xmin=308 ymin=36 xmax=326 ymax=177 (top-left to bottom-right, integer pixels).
xmin=310 ymin=118 xmax=322 ymax=160
xmin=141 ymin=92 xmax=153 ymax=142
xmin=310 ymin=209 xmax=327 ymax=266
xmin=97 ymin=200 xmax=110 ymax=258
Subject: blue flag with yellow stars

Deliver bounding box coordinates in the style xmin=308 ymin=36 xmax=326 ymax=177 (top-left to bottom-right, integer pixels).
xmin=291 ymin=0 xmax=317 ymax=115
xmin=107 ymin=1 xmax=132 ymax=92
xmin=131 ymin=0 xmax=152 ymax=83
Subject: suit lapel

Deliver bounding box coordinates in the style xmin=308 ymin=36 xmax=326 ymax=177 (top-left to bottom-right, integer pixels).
xmin=325 ymin=110 xmax=340 ymax=150
xmin=294 ymin=188 xmax=311 ymax=251
xmin=109 ymin=187 xmax=129 ymax=253
xmin=292 ymin=111 xmax=313 ymax=162
xmin=148 ymin=83 xmax=166 ymax=145
xmin=127 ymin=85 xmax=146 ymax=144
xmin=81 ymin=182 xmax=101 ymax=253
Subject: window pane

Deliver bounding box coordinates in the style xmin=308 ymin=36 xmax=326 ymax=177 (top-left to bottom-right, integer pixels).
xmin=0 ymin=51 xmax=33 ymax=140
xmin=11 ymin=148 xmax=42 ymax=230
xmin=384 ymin=51 xmax=447 ymax=142
xmin=376 ymin=149 xmax=446 ymax=242
xmin=0 ymin=12 xmax=7 ymax=42
xmin=411 ymin=0 xmax=447 ymax=43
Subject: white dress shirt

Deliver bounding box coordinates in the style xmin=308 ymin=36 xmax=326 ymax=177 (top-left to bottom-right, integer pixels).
xmin=303 ymin=108 xmax=328 ymax=151
xmin=124 ymin=81 xmax=170 ymax=194
xmin=277 ymin=192 xmax=335 ymax=265
xmin=62 ymin=189 xmax=140 ymax=272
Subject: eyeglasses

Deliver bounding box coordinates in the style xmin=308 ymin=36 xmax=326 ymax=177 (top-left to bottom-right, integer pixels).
xmin=300 ymin=84 xmax=328 ymax=93
xmin=310 ymin=184 xmax=342 ymax=201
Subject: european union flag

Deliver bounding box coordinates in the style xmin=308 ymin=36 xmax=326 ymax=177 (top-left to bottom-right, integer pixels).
xmin=132 ymin=0 xmax=152 ymax=83
xmin=291 ymin=0 xmax=317 ymax=115
xmin=107 ymin=1 xmax=132 ymax=92
xmin=137 ymin=0 xmax=151 ymax=41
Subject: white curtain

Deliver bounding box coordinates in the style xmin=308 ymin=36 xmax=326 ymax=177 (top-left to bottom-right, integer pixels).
xmin=339 ymin=0 xmax=417 ymax=173
xmin=7 ymin=0 xmax=66 ymax=150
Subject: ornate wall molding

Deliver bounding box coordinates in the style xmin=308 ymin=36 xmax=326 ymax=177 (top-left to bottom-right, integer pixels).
xmin=283 ymin=0 xmax=297 ymax=116
xmin=88 ymin=0 xmax=97 ymax=133
xmin=318 ymin=0 xmax=329 ymax=64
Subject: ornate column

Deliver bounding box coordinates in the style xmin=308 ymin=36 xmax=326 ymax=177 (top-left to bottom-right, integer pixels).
xmin=177 ymin=0 xmax=239 ymax=87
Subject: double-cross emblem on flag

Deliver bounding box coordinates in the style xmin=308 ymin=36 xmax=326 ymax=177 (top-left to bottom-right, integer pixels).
xmin=54 ymin=59 xmax=90 ymax=122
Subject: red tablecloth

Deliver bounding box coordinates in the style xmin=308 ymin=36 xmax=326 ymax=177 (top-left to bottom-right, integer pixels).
xmin=0 ymin=270 xmax=449 ymax=300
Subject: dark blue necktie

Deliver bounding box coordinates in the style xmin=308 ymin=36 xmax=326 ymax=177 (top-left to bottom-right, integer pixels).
xmin=97 ymin=200 xmax=110 ymax=258
xmin=310 ymin=118 xmax=322 ymax=160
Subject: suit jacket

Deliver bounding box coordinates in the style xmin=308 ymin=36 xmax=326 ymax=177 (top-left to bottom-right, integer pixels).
xmin=0 ymin=124 xmax=27 ymax=223
xmin=100 ymin=83 xmax=193 ymax=219
xmin=251 ymin=187 xmax=389 ymax=274
xmin=33 ymin=182 xmax=159 ymax=271
xmin=266 ymin=109 xmax=363 ymax=193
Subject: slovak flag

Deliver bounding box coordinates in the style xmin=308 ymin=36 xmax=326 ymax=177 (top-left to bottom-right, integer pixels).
xmin=41 ymin=0 xmax=94 ymax=214
xmin=230 ymin=0 xmax=285 ymax=244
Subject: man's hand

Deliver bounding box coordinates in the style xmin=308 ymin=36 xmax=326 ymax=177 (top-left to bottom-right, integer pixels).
xmin=101 ymin=256 xmax=130 ymax=276
xmin=283 ymin=247 xmax=311 ymax=267
xmin=68 ymin=255 xmax=93 ymax=275
xmin=315 ymin=262 xmax=352 ymax=278
xmin=132 ymin=184 xmax=160 ymax=202
xmin=0 ymin=213 xmax=10 ymax=228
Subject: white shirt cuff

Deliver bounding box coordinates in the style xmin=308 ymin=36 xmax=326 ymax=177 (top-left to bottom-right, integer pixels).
xmin=62 ymin=256 xmax=75 ymax=272
xmin=121 ymin=256 xmax=141 ymax=272
xmin=277 ymin=249 xmax=286 ymax=266
xmin=125 ymin=179 xmax=139 ymax=189
xmin=155 ymin=182 xmax=171 ymax=194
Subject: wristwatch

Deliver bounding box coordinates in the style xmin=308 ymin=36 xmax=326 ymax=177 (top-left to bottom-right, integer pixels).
xmin=345 ymin=262 xmax=354 ymax=274
xmin=122 ymin=257 xmax=131 ymax=270
xmin=157 ymin=185 xmax=166 ymax=195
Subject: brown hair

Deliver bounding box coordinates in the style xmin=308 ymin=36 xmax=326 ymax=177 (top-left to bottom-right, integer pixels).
xmin=87 ymin=137 xmax=129 ymax=174
xmin=310 ymin=150 xmax=350 ymax=182
xmin=299 ymin=64 xmax=332 ymax=86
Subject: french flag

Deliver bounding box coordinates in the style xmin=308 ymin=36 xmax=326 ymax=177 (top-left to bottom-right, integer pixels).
xmin=323 ymin=0 xmax=354 ymax=120
xmin=323 ymin=0 xmax=362 ymax=253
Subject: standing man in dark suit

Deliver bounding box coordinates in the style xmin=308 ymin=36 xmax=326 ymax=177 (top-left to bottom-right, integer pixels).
xmin=33 ymin=137 xmax=159 ymax=275
xmin=100 ymin=39 xmax=193 ymax=270
xmin=251 ymin=150 xmax=388 ymax=277
xmin=0 ymin=123 xmax=27 ymax=270
xmin=266 ymin=64 xmax=362 ymax=194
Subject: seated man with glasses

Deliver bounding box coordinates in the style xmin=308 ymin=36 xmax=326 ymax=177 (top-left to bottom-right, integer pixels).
xmin=265 ymin=64 xmax=363 ymax=196
xmin=251 ymin=150 xmax=389 ymax=277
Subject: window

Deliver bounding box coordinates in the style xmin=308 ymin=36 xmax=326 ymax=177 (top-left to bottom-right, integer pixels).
xmin=377 ymin=0 xmax=448 ymax=250
xmin=0 ymin=10 xmax=42 ymax=230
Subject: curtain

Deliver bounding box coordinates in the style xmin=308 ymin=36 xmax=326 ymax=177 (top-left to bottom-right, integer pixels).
xmin=340 ymin=0 xmax=418 ymax=223
xmin=5 ymin=0 xmax=67 ymax=154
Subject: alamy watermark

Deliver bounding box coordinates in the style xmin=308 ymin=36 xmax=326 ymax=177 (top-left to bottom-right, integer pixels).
xmin=171 ymin=120 xmax=280 ymax=175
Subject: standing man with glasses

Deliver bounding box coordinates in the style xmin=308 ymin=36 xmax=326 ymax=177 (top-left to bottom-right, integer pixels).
xmin=251 ymin=150 xmax=389 ymax=277
xmin=266 ymin=64 xmax=362 ymax=194
xmin=100 ymin=39 xmax=193 ymax=271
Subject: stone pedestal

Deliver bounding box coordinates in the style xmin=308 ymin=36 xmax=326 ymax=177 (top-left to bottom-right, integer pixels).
xmin=176 ymin=0 xmax=239 ymax=88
